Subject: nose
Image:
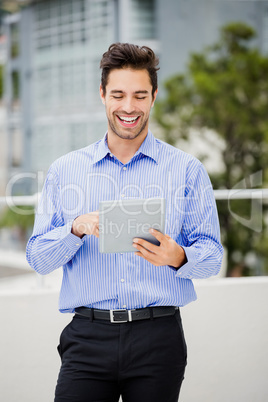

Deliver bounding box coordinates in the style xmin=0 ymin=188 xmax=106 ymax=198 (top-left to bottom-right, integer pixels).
xmin=122 ymin=97 xmax=136 ymax=114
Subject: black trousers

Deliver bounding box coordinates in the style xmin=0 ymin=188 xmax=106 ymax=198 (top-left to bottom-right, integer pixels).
xmin=54 ymin=309 xmax=187 ymax=402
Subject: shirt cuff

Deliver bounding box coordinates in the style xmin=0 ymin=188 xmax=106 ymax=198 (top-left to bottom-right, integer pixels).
xmin=174 ymin=246 xmax=197 ymax=279
xmin=61 ymin=220 xmax=85 ymax=251
xmin=42 ymin=220 xmax=85 ymax=250
xmin=62 ymin=231 xmax=85 ymax=250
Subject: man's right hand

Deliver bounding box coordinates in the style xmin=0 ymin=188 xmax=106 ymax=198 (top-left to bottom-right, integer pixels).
xmin=71 ymin=211 xmax=99 ymax=238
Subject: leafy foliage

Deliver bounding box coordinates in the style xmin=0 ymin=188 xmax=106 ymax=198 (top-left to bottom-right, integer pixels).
xmin=0 ymin=205 xmax=34 ymax=246
xmin=0 ymin=205 xmax=34 ymax=230
xmin=154 ymin=22 xmax=268 ymax=276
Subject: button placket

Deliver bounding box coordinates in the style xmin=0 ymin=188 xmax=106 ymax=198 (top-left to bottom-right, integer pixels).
xmin=117 ymin=166 xmax=130 ymax=308
xmin=118 ymin=253 xmax=129 ymax=309
xmin=119 ymin=163 xmax=129 ymax=199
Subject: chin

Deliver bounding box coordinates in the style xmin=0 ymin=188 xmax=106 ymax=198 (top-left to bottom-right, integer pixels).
xmin=115 ymin=131 xmax=141 ymax=140
xmin=108 ymin=117 xmax=148 ymax=140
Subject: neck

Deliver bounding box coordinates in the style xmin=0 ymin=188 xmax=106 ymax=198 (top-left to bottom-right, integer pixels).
xmin=107 ymin=130 xmax=148 ymax=164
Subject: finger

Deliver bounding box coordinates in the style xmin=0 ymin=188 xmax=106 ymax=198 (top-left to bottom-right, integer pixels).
xmin=132 ymin=238 xmax=158 ymax=254
xmin=91 ymin=228 xmax=99 ymax=238
xmin=93 ymin=224 xmax=99 ymax=235
xmin=88 ymin=211 xmax=99 ymax=222
xmin=133 ymin=242 xmax=155 ymax=255
xmin=149 ymin=229 xmax=167 ymax=243
xmin=90 ymin=210 xmax=99 ymax=216
xmin=164 ymin=234 xmax=172 ymax=240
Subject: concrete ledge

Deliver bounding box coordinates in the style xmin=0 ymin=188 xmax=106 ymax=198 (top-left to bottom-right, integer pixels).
xmin=0 ymin=276 xmax=267 ymax=402
xmin=0 ymin=250 xmax=32 ymax=271
xmin=180 ymin=277 xmax=268 ymax=402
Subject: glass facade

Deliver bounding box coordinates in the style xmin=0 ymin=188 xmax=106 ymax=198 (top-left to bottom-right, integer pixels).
xmin=5 ymin=0 xmax=157 ymax=173
xmin=31 ymin=0 xmax=114 ymax=170
xmin=34 ymin=0 xmax=87 ymax=50
xmin=130 ymin=0 xmax=156 ymax=40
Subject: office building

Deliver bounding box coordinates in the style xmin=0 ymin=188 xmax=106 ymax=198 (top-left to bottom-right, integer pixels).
xmin=3 ymin=0 xmax=268 ymax=192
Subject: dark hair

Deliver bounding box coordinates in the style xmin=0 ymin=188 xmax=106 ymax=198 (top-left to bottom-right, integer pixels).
xmin=100 ymin=43 xmax=159 ymax=96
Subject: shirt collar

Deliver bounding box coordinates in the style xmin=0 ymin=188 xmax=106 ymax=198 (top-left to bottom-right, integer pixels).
xmin=136 ymin=130 xmax=159 ymax=164
xmin=92 ymin=133 xmax=111 ymax=164
xmin=92 ymin=130 xmax=159 ymax=165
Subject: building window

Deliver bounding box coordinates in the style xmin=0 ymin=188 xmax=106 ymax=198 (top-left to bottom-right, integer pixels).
xmin=33 ymin=0 xmax=87 ymax=50
xmin=130 ymin=0 xmax=156 ymax=40
xmin=35 ymin=60 xmax=87 ymax=113
xmin=88 ymin=0 xmax=109 ymax=42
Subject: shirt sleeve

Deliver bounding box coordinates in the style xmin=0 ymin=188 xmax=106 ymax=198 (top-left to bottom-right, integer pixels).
xmin=175 ymin=160 xmax=224 ymax=279
xmin=26 ymin=165 xmax=84 ymax=275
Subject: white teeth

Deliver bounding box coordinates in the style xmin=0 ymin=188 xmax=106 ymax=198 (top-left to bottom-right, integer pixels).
xmin=119 ymin=116 xmax=139 ymax=123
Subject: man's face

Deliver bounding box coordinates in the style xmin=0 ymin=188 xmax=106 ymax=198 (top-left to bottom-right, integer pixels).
xmin=100 ymin=68 xmax=157 ymax=141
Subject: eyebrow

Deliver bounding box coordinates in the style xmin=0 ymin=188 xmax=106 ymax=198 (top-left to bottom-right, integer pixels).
xmin=110 ymin=90 xmax=149 ymax=95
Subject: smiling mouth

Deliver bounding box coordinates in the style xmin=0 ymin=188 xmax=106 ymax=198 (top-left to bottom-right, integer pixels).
xmin=117 ymin=115 xmax=140 ymax=126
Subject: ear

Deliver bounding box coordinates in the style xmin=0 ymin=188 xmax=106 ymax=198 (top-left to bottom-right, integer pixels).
xmin=151 ymin=88 xmax=158 ymax=108
xmin=100 ymin=84 xmax=105 ymax=105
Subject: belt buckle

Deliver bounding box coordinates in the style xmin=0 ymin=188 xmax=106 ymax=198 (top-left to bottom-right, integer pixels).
xmin=109 ymin=309 xmax=133 ymax=323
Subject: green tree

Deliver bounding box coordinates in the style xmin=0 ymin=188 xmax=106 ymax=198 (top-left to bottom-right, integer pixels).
xmin=0 ymin=205 xmax=34 ymax=246
xmin=154 ymin=22 xmax=268 ymax=276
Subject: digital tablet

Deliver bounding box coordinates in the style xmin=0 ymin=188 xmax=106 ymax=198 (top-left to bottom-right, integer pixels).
xmin=99 ymin=198 xmax=166 ymax=253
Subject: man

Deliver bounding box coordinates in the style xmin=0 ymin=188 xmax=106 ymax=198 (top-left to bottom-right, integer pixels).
xmin=26 ymin=43 xmax=223 ymax=402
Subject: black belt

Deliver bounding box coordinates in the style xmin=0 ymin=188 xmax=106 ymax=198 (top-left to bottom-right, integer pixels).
xmin=75 ymin=306 xmax=178 ymax=323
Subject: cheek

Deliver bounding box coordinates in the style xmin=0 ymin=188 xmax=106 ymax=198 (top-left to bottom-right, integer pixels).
xmin=108 ymin=102 xmax=121 ymax=112
xmin=144 ymin=106 xmax=152 ymax=116
xmin=106 ymin=105 xmax=116 ymax=116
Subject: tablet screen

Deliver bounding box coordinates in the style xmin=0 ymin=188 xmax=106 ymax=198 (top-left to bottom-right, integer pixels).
xmin=99 ymin=198 xmax=166 ymax=253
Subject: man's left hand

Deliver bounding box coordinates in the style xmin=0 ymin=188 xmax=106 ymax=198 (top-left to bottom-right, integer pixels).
xmin=133 ymin=229 xmax=187 ymax=268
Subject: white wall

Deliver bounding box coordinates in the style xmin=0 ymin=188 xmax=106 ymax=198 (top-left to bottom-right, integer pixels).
xmin=180 ymin=277 xmax=268 ymax=402
xmin=0 ymin=275 xmax=267 ymax=402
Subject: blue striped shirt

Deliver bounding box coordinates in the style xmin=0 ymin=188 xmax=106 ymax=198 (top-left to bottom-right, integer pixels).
xmin=26 ymin=131 xmax=223 ymax=313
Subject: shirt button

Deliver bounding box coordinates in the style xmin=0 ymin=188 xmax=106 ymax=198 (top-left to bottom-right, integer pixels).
xmin=121 ymin=194 xmax=125 ymax=198
xmin=122 ymin=305 xmax=127 ymax=309
xmin=123 ymin=167 xmax=127 ymax=171
xmin=109 ymin=153 xmax=113 ymax=157
xmin=75 ymin=243 xmax=80 ymax=246
xmin=120 ymin=253 xmax=123 ymax=256
xmin=121 ymin=278 xmax=125 ymax=283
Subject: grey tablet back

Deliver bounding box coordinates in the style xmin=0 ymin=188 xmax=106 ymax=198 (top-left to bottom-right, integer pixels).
xmin=99 ymin=198 xmax=166 ymax=253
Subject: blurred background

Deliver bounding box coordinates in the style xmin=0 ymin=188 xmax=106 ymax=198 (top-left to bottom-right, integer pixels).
xmin=0 ymin=0 xmax=268 ymax=276
xmin=0 ymin=1 xmax=267 ymax=401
